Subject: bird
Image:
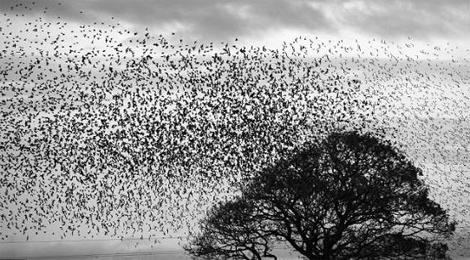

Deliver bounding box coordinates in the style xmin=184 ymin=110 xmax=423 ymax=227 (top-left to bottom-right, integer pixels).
xmin=1 ymin=1 xmax=469 ymax=255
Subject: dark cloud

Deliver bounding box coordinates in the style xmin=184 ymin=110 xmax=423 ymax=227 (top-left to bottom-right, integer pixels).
xmin=85 ymin=0 xmax=334 ymax=42
xmin=0 ymin=0 xmax=90 ymax=21
xmin=1 ymin=0 xmax=468 ymax=42
xmin=1 ymin=0 xmax=333 ymax=42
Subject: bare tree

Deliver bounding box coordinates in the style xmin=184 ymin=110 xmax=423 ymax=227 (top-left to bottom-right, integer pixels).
xmin=185 ymin=198 xmax=277 ymax=260
xmin=186 ymin=131 xmax=456 ymax=260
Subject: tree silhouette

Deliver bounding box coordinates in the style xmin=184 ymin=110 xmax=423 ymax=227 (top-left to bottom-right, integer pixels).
xmin=186 ymin=131 xmax=456 ymax=260
xmin=184 ymin=198 xmax=277 ymax=260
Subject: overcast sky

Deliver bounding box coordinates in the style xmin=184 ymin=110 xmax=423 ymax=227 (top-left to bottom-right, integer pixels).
xmin=1 ymin=0 xmax=469 ymax=259
xmin=1 ymin=0 xmax=469 ymax=47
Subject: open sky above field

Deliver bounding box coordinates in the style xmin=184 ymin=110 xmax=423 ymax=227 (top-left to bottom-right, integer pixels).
xmin=1 ymin=0 xmax=469 ymax=259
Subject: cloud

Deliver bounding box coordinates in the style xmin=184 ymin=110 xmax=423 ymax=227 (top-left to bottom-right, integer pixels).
xmin=335 ymin=0 xmax=470 ymax=40
xmin=1 ymin=0 xmax=333 ymax=42
xmin=85 ymin=0 xmax=334 ymax=42
xmin=0 ymin=0 xmax=88 ymax=21
xmin=1 ymin=0 xmax=468 ymax=42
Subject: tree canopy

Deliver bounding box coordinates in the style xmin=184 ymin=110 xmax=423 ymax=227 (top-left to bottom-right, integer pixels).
xmin=184 ymin=198 xmax=277 ymax=260
xmin=186 ymin=131 xmax=456 ymax=260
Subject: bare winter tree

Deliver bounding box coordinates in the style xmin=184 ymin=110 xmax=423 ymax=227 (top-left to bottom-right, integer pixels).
xmin=184 ymin=198 xmax=277 ymax=260
xmin=186 ymin=131 xmax=456 ymax=260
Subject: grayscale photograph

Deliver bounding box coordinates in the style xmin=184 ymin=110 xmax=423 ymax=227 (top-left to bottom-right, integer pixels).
xmin=0 ymin=0 xmax=469 ymax=259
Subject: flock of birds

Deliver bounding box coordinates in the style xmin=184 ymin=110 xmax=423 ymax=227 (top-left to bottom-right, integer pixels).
xmin=1 ymin=1 xmax=470 ymax=256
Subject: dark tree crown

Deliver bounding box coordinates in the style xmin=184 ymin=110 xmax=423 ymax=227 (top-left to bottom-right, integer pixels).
xmin=186 ymin=131 xmax=456 ymax=260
